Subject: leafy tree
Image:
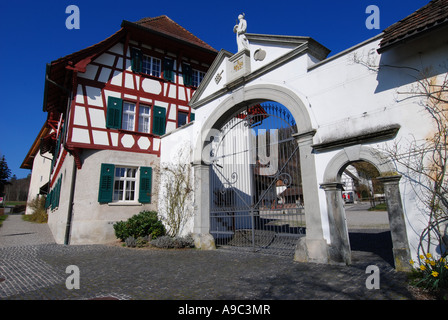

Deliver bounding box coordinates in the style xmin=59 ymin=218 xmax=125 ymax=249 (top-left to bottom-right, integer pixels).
xmin=0 ymin=156 xmax=12 ymax=197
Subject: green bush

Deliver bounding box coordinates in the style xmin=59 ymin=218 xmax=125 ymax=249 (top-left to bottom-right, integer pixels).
xmin=113 ymin=210 xmax=165 ymax=242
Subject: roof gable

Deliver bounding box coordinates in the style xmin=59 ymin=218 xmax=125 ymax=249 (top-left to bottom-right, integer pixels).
xmin=190 ymin=35 xmax=330 ymax=109
xmin=189 ymin=49 xmax=233 ymax=108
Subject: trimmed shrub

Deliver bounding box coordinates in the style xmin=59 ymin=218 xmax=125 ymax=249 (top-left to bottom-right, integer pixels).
xmin=150 ymin=234 xmax=195 ymax=249
xmin=125 ymin=236 xmax=136 ymax=248
xmin=113 ymin=210 xmax=166 ymax=242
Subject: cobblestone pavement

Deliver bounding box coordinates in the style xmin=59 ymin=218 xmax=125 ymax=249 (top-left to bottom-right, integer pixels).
xmin=0 ymin=214 xmax=417 ymax=301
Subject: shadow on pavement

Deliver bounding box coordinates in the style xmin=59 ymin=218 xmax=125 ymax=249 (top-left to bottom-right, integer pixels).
xmin=349 ymin=229 xmax=395 ymax=267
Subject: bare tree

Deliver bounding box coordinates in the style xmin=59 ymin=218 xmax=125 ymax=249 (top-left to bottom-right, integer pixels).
xmin=160 ymin=146 xmax=195 ymax=237
xmin=387 ymin=69 xmax=448 ymax=257
xmin=352 ymin=52 xmax=448 ymax=257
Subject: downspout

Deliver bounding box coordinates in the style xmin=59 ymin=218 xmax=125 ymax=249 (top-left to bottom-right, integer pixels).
xmin=64 ymin=156 xmax=77 ymax=245
xmin=63 ymin=69 xmax=78 ymax=245
xmin=44 ymin=62 xmax=77 ymax=245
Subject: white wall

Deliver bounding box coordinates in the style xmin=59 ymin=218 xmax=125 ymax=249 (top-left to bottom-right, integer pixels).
xmin=25 ymin=152 xmax=52 ymax=215
xmin=163 ymin=27 xmax=448 ymax=259
xmin=159 ymin=124 xmax=195 ymax=236
xmin=48 ymin=149 xmax=159 ymax=244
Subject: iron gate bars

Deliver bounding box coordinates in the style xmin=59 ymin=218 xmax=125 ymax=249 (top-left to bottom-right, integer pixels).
xmin=209 ymin=103 xmax=305 ymax=256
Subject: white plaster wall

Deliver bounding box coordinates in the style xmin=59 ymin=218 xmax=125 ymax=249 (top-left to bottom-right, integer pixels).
xmin=47 ymin=153 xmax=76 ymax=244
xmin=303 ymin=32 xmax=448 ymax=259
xmin=159 ymin=124 xmax=195 ymax=236
xmin=25 ymin=152 xmax=52 ymax=215
xmin=48 ymin=150 xmax=160 ymax=244
xmin=169 ymin=28 xmax=448 ymax=259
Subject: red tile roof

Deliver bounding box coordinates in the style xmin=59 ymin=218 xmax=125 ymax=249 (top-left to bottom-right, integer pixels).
xmin=379 ymin=0 xmax=448 ymax=52
xmin=44 ymin=16 xmax=217 ymax=113
xmin=134 ymin=15 xmax=216 ymax=52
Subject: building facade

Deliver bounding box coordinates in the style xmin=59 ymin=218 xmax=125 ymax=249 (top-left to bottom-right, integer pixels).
xmin=21 ymin=123 xmax=53 ymax=215
xmin=31 ymin=16 xmax=216 ymax=244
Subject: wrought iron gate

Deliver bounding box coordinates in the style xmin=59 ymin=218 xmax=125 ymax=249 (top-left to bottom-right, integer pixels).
xmin=209 ymin=103 xmax=305 ymax=256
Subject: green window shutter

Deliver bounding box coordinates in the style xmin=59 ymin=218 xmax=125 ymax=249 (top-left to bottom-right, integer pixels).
xmin=139 ymin=167 xmax=152 ymax=203
xmin=98 ymin=163 xmax=115 ymax=203
xmin=106 ymin=97 xmax=123 ymax=129
xmin=53 ymin=180 xmax=58 ymax=208
xmin=190 ymin=112 xmax=195 ymax=122
xmin=49 ymin=190 xmax=54 ymax=209
xmin=130 ymin=48 xmax=142 ymax=73
xmin=45 ymin=193 xmax=50 ymax=209
xmin=55 ymin=130 xmax=61 ymax=156
xmin=152 ymin=106 xmax=166 ymax=136
xmin=55 ymin=176 xmax=62 ymax=208
xmin=163 ymin=58 xmax=174 ymax=82
xmin=182 ymin=64 xmax=192 ymax=86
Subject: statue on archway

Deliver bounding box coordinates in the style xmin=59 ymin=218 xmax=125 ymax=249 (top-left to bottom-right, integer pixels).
xmin=233 ymin=13 xmax=250 ymax=52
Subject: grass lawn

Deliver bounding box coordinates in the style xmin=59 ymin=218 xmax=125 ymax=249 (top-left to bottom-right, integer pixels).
xmin=368 ymin=203 xmax=388 ymax=211
xmin=0 ymin=214 xmax=7 ymax=227
xmin=3 ymin=201 xmax=26 ymax=206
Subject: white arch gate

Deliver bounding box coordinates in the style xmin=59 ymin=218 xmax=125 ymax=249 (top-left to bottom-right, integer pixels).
xmin=191 ymin=84 xmax=329 ymax=264
xmin=209 ymin=103 xmax=305 ymax=255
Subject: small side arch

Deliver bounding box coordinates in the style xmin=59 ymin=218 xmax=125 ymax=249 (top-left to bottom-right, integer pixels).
xmin=321 ymin=144 xmax=411 ymax=271
xmin=323 ymin=145 xmax=396 ymax=184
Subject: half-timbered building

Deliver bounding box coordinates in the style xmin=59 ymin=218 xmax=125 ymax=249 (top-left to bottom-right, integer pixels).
xmin=34 ymin=16 xmax=216 ymax=244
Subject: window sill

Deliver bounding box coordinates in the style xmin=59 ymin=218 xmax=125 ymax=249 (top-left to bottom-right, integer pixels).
xmin=108 ymin=202 xmax=142 ymax=206
xmin=118 ymin=129 xmax=154 ymax=137
xmin=137 ymin=72 xmax=173 ymax=83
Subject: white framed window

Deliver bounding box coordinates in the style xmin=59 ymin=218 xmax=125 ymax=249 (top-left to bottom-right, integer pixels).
xmin=192 ymin=69 xmax=205 ymax=87
xmin=138 ymin=105 xmax=151 ymax=133
xmin=142 ymin=55 xmax=161 ymax=77
xmin=122 ymin=102 xmax=136 ymax=131
xmin=113 ymin=167 xmax=137 ymax=202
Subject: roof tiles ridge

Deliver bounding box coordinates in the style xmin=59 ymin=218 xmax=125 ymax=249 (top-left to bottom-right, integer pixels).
xmin=134 ymin=15 xmax=216 ymax=51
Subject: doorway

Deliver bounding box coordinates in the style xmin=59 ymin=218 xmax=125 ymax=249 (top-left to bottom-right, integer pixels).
xmin=321 ymin=146 xmax=411 ymax=270
xmin=342 ymin=161 xmax=394 ymax=266
xmin=209 ymin=102 xmax=305 ymax=256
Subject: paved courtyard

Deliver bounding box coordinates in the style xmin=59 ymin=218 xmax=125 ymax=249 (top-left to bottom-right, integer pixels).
xmin=0 ymin=213 xmax=418 ymax=302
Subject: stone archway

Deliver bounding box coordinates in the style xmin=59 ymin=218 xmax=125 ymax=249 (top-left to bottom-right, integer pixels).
xmin=192 ymin=84 xmax=329 ymax=264
xmin=320 ymin=145 xmax=412 ymax=271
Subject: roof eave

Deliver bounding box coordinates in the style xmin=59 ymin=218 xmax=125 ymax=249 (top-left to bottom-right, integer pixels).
xmin=378 ymin=17 xmax=448 ymax=53
xmin=20 ymin=123 xmax=51 ymax=170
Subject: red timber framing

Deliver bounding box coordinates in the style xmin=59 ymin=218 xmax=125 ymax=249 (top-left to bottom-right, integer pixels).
xmin=62 ymin=17 xmax=216 ymax=157
xmin=42 ymin=16 xmax=217 ymax=188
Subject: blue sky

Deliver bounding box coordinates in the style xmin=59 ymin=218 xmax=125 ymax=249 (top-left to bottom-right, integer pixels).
xmin=0 ymin=0 xmax=429 ymax=178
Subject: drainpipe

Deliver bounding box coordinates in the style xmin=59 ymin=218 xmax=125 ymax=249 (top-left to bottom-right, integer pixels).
xmin=45 ymin=61 xmax=82 ymax=245
xmin=63 ymin=71 xmax=77 ymax=245
xmin=64 ymin=157 xmax=77 ymax=245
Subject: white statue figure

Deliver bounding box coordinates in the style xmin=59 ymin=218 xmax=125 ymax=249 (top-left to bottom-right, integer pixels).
xmin=233 ymin=13 xmax=250 ymax=52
